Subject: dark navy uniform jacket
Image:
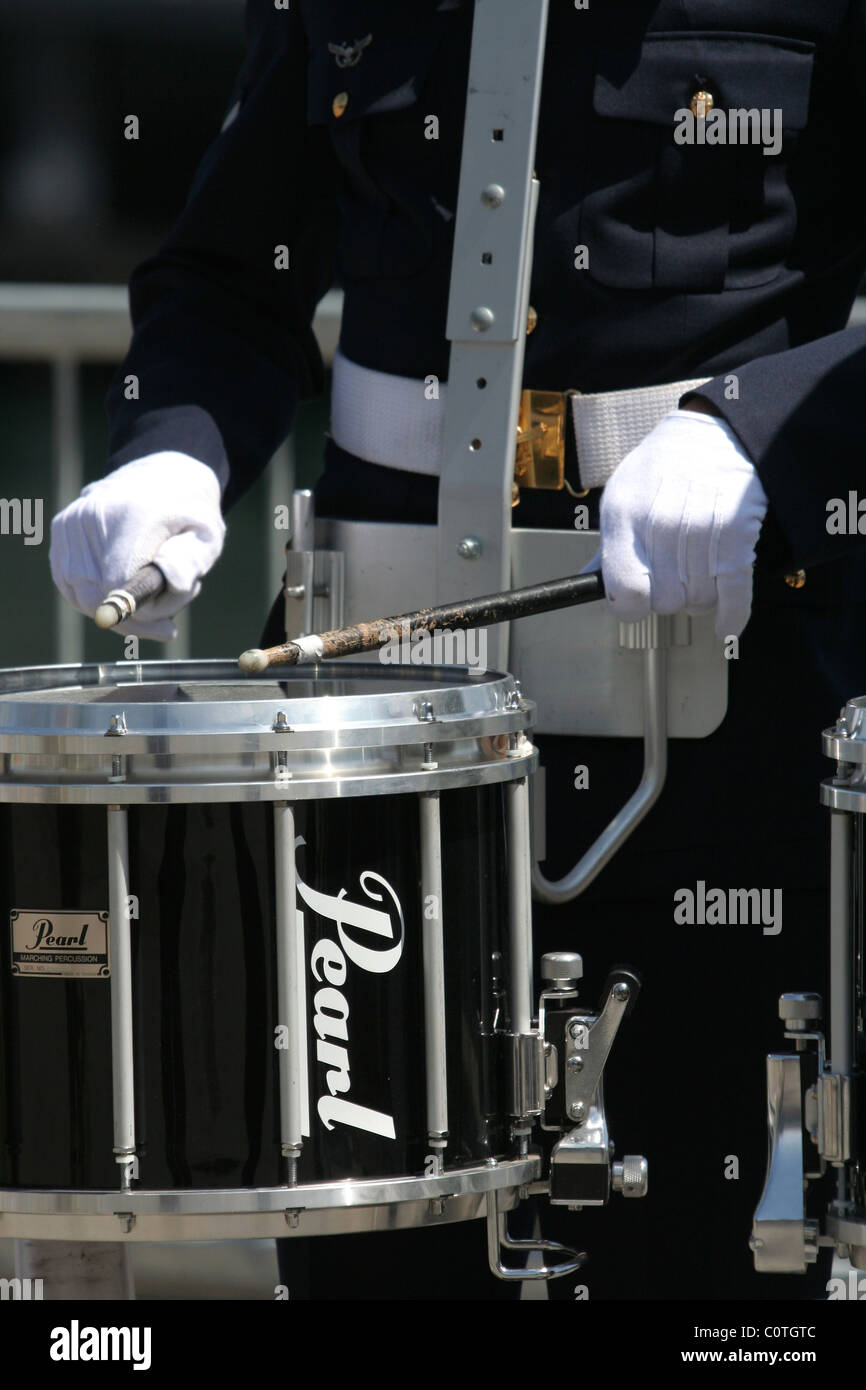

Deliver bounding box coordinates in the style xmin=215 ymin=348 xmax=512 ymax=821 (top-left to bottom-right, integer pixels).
xmin=107 ymin=0 xmax=866 ymax=577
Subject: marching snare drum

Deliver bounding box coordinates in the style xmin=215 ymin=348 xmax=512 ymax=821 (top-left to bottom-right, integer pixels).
xmin=0 ymin=659 xmax=545 ymax=1244
xmin=753 ymin=696 xmax=866 ymax=1273
xmin=815 ymin=700 xmax=866 ymax=1267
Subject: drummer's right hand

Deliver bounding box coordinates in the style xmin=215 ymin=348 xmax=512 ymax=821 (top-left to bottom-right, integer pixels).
xmin=50 ymin=453 xmax=226 ymax=640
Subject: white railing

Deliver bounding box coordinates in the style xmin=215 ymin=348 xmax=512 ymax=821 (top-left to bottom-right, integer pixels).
xmin=0 ymin=284 xmax=343 ymax=662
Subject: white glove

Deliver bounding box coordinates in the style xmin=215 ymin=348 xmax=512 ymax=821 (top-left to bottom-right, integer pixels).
xmin=597 ymin=409 xmax=768 ymax=639
xmin=50 ymin=452 xmax=226 ymax=640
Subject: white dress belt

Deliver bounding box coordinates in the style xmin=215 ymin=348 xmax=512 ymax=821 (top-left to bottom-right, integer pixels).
xmin=330 ymin=346 xmax=711 ymax=491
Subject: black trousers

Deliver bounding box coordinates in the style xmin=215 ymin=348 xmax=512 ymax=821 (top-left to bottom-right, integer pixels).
xmin=265 ymin=454 xmax=866 ymax=1299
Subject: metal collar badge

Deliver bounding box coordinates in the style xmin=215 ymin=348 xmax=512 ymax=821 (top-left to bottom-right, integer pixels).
xmin=328 ymin=35 xmax=373 ymax=69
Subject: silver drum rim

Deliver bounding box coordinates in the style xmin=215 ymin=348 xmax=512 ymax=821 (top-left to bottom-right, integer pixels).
xmin=0 ymin=1158 xmax=539 ymax=1241
xmin=0 ymin=659 xmax=537 ymax=802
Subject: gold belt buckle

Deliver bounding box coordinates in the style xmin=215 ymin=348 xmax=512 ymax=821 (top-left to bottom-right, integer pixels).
xmin=513 ymin=389 xmax=587 ymax=504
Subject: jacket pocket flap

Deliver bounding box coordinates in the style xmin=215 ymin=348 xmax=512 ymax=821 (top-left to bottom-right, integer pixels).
xmin=594 ymin=32 xmax=815 ymax=132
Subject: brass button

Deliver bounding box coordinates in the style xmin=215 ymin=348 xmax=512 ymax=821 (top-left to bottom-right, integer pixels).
xmin=332 ymin=91 xmax=349 ymax=118
xmin=526 ymin=305 xmax=538 ymax=335
xmin=784 ymin=570 xmax=806 ymax=590
xmin=690 ymin=89 xmax=714 ymax=119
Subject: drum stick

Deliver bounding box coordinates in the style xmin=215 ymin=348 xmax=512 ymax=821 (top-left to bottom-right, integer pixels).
xmin=94 ymin=563 xmax=167 ymax=630
xmin=238 ymin=571 xmax=605 ymax=673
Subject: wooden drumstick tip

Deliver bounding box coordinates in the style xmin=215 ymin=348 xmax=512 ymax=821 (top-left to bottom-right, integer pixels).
xmin=94 ymin=602 xmax=121 ymax=630
xmin=238 ymin=648 xmax=269 ymax=674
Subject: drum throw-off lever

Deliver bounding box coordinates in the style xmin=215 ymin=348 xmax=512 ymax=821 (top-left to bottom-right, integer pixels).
xmin=94 ymin=564 xmax=167 ymax=630
xmin=238 ymin=572 xmax=605 ymax=672
xmin=538 ymin=958 xmax=648 ymax=1208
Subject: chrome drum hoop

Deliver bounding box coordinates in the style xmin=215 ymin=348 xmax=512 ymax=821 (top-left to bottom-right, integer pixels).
xmin=0 ymin=1157 xmax=539 ymax=1242
xmin=0 ymin=659 xmax=536 ymax=802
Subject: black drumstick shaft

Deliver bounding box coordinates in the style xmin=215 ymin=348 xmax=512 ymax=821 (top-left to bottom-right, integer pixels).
xmin=239 ymin=571 xmax=605 ymax=671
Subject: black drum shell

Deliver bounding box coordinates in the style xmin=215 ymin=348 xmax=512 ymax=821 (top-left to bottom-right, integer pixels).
xmin=0 ymin=785 xmax=509 ymax=1191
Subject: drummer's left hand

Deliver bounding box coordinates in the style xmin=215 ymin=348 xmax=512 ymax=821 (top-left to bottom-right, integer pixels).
xmin=595 ymin=405 xmax=767 ymax=639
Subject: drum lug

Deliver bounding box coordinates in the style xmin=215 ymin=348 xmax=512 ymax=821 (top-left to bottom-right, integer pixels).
xmin=114 ymin=1154 xmax=139 ymax=1188
xmin=507 ymin=1032 xmax=546 ymax=1119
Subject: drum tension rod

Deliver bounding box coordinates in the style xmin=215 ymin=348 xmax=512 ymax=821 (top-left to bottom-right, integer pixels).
xmin=107 ymin=804 xmax=138 ymax=1190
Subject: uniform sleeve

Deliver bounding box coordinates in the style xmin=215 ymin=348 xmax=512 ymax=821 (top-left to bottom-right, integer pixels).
xmin=683 ymin=326 xmax=866 ymax=573
xmin=682 ymin=0 xmax=866 ymax=573
xmin=106 ymin=0 xmax=339 ymax=510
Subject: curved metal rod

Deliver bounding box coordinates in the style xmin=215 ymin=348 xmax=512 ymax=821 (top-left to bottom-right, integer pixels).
xmin=486 ymin=1192 xmax=587 ymax=1281
xmin=532 ymin=642 xmax=668 ymax=904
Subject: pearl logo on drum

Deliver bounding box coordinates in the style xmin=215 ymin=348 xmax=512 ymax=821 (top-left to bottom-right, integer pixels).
xmin=9 ymin=909 xmax=111 ymax=978
xmin=297 ymin=862 xmax=405 ymax=1140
